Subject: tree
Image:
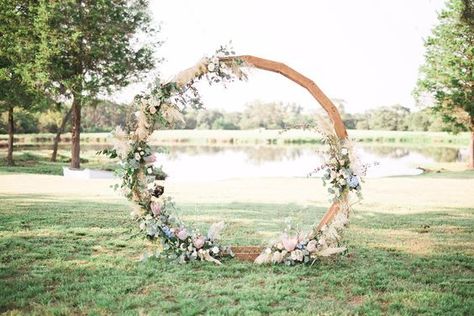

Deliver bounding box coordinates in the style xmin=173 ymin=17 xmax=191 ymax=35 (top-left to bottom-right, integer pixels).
xmin=0 ymin=1 xmax=46 ymax=166
xmin=239 ymin=101 xmax=287 ymax=129
xmin=367 ymin=105 xmax=410 ymax=131
xmin=415 ymin=0 xmax=474 ymax=168
xmin=31 ymin=0 xmax=158 ymax=169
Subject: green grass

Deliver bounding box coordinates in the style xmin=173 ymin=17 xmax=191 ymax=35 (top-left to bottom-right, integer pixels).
xmin=0 ymin=150 xmax=117 ymax=175
xmin=1 ymin=193 xmax=473 ymax=314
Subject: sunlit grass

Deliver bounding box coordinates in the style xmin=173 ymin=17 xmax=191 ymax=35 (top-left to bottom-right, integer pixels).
xmin=0 ymin=150 xmax=117 ymax=175
xmin=1 ymin=190 xmax=473 ymax=314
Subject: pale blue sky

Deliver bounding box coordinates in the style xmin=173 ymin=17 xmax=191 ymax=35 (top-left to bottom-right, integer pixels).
xmin=112 ymin=0 xmax=446 ymax=113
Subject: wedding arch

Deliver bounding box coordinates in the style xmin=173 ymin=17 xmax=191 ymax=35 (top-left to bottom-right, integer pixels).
xmin=103 ymin=47 xmax=363 ymax=265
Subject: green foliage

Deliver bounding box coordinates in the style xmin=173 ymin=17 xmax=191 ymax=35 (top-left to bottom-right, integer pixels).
xmin=368 ymin=105 xmax=410 ymax=131
xmin=239 ymin=101 xmax=288 ymax=129
xmin=0 ymin=99 xmax=131 ymax=133
xmin=29 ymin=0 xmax=159 ymax=99
xmin=415 ymin=0 xmax=474 ymax=133
xmin=81 ymin=100 xmax=136 ymax=132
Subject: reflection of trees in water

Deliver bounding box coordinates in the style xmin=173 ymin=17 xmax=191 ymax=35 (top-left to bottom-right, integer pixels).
xmin=157 ymin=144 xmax=463 ymax=164
xmin=362 ymin=146 xmax=461 ymax=162
xmin=161 ymin=146 xmax=223 ymax=160
xmin=363 ymin=146 xmax=410 ymax=158
xmin=415 ymin=147 xmax=461 ymax=162
xmin=158 ymin=145 xmax=322 ymax=164
xmin=244 ymin=147 xmax=303 ymax=165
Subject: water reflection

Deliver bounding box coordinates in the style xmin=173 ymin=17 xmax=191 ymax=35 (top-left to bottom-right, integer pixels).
xmin=153 ymin=145 xmax=465 ymax=182
xmin=14 ymin=143 xmax=465 ymax=181
xmin=166 ymin=145 xmax=314 ymax=165
xmin=364 ymin=146 xmax=462 ymax=162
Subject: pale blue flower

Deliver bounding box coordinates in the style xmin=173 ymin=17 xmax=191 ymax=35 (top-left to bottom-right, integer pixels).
xmin=162 ymin=226 xmax=174 ymax=238
xmin=348 ymin=175 xmax=359 ymax=188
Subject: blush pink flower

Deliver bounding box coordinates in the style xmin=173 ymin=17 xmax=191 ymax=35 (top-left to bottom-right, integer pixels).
xmin=281 ymin=234 xmax=298 ymax=252
xmin=193 ymin=235 xmax=205 ymax=249
xmin=177 ymin=228 xmax=188 ymax=241
xmin=150 ymin=202 xmax=162 ymax=216
xmin=144 ymin=154 xmax=157 ymax=164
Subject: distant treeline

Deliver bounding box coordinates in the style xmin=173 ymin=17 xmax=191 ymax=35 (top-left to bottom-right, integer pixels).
xmin=0 ymin=100 xmax=447 ymax=134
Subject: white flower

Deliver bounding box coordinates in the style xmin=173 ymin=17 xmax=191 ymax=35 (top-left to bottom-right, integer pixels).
xmin=319 ymin=238 xmax=327 ymax=247
xmin=147 ymin=167 xmax=153 ymax=174
xmin=134 ymin=152 xmax=141 ymax=161
xmin=148 ymin=105 xmax=157 ymax=114
xmin=139 ymin=222 xmax=146 ymax=230
xmin=272 ymin=251 xmax=284 ymax=263
xmin=306 ymin=240 xmax=318 ymax=252
xmin=341 ymin=147 xmax=349 ymax=156
xmin=211 ymin=246 xmax=219 ymax=254
xmin=207 ymin=62 xmax=216 ymax=72
xmin=290 ymin=250 xmax=304 ymax=261
xmin=139 ymin=151 xmax=145 ymax=156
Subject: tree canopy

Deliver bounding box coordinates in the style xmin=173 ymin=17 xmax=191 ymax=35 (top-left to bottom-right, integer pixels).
xmin=29 ymin=0 xmax=159 ymax=168
xmin=415 ymin=0 xmax=474 ymax=167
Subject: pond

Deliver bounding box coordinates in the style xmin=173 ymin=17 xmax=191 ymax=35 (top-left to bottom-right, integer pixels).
xmin=153 ymin=145 xmax=467 ymax=182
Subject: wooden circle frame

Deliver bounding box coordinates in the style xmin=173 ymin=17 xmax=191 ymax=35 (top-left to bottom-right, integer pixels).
xmin=109 ymin=53 xmax=353 ymax=264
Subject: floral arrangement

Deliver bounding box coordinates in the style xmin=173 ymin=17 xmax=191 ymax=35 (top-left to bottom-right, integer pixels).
xmin=100 ymin=46 xmax=247 ymax=264
xmin=254 ymin=116 xmax=365 ymax=265
xmin=102 ymin=47 xmax=364 ymax=265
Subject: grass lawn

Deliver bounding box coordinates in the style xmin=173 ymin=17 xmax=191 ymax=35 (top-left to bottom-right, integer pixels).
xmin=0 ymin=173 xmax=473 ymax=315
xmin=0 ymin=150 xmax=117 ymax=176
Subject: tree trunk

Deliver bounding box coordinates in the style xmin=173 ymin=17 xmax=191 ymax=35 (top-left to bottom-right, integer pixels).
xmin=70 ymin=96 xmax=81 ymax=169
xmin=6 ymin=107 xmax=14 ymax=166
xmin=51 ymin=107 xmax=73 ymax=162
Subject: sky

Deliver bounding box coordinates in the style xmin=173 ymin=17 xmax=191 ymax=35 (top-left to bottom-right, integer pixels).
xmin=111 ymin=0 xmax=446 ymax=113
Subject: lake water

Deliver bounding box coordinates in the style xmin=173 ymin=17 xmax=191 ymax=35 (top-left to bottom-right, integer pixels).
xmin=153 ymin=145 xmax=467 ymax=182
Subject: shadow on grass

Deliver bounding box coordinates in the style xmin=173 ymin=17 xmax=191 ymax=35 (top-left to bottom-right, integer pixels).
xmin=0 ymin=195 xmax=473 ymax=314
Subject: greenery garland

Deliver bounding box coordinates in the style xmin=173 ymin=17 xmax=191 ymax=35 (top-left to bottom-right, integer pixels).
xmin=102 ymin=46 xmax=364 ymax=265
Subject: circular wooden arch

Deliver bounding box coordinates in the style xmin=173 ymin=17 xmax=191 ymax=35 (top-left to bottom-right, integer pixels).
xmin=223 ymin=55 xmax=349 ymax=233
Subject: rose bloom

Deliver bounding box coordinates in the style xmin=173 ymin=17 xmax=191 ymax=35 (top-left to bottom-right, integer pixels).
xmin=149 ymin=105 xmax=157 ymax=114
xmin=144 ymin=154 xmax=157 ymax=163
xmin=177 ymin=228 xmax=188 ymax=241
xmin=150 ymin=202 xmax=161 ymax=216
xmin=193 ymin=235 xmax=205 ymax=249
xmin=134 ymin=152 xmax=141 ymax=161
xmin=306 ymin=240 xmax=318 ymax=252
